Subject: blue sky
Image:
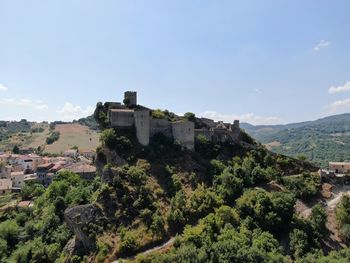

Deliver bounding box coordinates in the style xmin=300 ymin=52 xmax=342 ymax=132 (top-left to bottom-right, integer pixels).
xmin=0 ymin=0 xmax=350 ymax=124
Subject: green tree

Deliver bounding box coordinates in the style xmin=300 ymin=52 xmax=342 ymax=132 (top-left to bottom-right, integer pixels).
xmin=100 ymin=128 xmax=118 ymax=150
xmin=0 ymin=220 xmax=20 ymax=248
xmin=150 ymin=213 xmax=166 ymax=238
xmin=12 ymin=144 xmax=19 ymax=154
xmin=290 ymin=229 xmax=309 ymax=259
xmin=310 ymin=204 xmax=327 ymax=233
xmin=184 ymin=112 xmax=196 ymax=122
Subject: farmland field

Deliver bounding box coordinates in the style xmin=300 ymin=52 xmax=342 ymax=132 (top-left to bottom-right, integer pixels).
xmin=44 ymin=124 xmax=99 ymax=154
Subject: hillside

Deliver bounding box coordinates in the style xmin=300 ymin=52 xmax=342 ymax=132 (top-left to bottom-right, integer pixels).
xmin=44 ymin=123 xmax=99 ymax=154
xmin=5 ymin=105 xmax=350 ymax=262
xmin=0 ymin=120 xmax=99 ymax=154
xmin=241 ymin=113 xmax=350 ymax=167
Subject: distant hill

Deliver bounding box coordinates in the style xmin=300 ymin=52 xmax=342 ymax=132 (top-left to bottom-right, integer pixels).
xmin=241 ymin=113 xmax=350 ymax=167
xmin=0 ymin=118 xmax=99 ymax=154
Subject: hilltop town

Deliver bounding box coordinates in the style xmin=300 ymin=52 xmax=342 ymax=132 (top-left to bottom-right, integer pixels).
xmin=3 ymin=91 xmax=350 ymax=262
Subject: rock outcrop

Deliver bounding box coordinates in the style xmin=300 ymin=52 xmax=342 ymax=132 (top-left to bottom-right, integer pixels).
xmin=64 ymin=204 xmax=104 ymax=252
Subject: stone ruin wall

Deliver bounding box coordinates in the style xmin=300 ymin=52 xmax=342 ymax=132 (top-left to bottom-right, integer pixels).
xmin=134 ymin=110 xmax=150 ymax=146
xmin=109 ymin=110 xmax=134 ymax=127
xmin=150 ymin=118 xmax=173 ymax=138
xmin=172 ymin=121 xmax=195 ymax=150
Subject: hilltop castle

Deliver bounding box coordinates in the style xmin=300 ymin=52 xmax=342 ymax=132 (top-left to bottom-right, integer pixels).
xmin=106 ymin=91 xmax=241 ymax=150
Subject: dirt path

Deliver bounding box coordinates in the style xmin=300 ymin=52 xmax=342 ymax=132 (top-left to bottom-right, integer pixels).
xmin=113 ymin=237 xmax=175 ymax=263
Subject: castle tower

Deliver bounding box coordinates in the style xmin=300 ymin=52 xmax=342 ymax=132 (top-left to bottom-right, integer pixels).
xmin=124 ymin=91 xmax=137 ymax=107
xmin=233 ymin=120 xmax=240 ymax=129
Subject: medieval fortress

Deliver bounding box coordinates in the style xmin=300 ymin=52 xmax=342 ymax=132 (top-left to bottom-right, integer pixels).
xmin=107 ymin=91 xmax=241 ymax=150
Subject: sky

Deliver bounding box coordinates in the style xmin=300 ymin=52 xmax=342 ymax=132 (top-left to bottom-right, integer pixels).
xmin=1 ymin=0 xmax=350 ymax=125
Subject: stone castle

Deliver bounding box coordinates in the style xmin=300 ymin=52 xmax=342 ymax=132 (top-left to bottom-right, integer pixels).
xmin=107 ymin=91 xmax=241 ymax=150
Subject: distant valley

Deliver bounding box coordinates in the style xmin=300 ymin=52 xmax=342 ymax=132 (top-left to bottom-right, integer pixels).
xmin=241 ymin=113 xmax=350 ymax=167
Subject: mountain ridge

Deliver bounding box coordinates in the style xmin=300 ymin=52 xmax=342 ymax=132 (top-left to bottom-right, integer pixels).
xmin=241 ymin=113 xmax=350 ymax=166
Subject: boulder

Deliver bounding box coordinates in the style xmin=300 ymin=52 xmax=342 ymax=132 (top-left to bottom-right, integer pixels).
xmin=64 ymin=204 xmax=104 ymax=251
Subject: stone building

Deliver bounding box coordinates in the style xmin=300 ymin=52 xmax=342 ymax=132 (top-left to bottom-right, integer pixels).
xmin=108 ymin=91 xmax=195 ymax=150
xmin=329 ymin=162 xmax=350 ymax=174
xmin=320 ymin=162 xmax=350 ymax=185
xmin=106 ymin=91 xmax=240 ymax=150
xmin=194 ymin=120 xmax=240 ymax=144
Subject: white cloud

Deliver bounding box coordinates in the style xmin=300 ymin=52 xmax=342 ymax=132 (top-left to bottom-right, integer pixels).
xmin=0 ymin=84 xmax=8 ymax=91
xmin=57 ymin=102 xmax=94 ymax=121
xmin=328 ymin=82 xmax=350 ymax=94
xmin=201 ymin=111 xmax=281 ymax=125
xmin=0 ymin=97 xmax=48 ymax=110
xmin=329 ymin=98 xmax=350 ymax=112
xmin=313 ymin=40 xmax=330 ymax=51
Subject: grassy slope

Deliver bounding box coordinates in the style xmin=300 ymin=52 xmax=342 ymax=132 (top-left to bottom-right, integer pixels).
xmin=0 ymin=121 xmax=99 ymax=154
xmin=0 ymin=123 xmax=50 ymax=151
xmin=44 ymin=124 xmax=100 ymax=154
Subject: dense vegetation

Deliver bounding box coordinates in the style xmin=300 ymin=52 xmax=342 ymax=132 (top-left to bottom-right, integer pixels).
xmin=242 ymin=113 xmax=350 ymax=167
xmin=0 ymin=171 xmax=100 ymax=262
xmin=3 ymin=110 xmax=350 ymax=262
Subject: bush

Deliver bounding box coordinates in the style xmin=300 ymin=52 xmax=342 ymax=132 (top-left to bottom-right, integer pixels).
xmin=100 ymin=128 xmax=118 ymax=149
xmin=151 ymin=109 xmax=166 ymax=119
xmin=119 ymin=231 xmax=138 ymax=256
xmin=46 ymin=131 xmax=60 ymax=144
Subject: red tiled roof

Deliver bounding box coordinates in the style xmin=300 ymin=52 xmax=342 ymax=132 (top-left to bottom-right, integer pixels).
xmin=17 ymin=201 xmax=32 ymax=208
xmin=65 ymin=163 xmax=96 ymax=174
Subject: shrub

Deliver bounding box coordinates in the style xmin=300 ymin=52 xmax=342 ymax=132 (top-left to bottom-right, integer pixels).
xmin=46 ymin=131 xmax=60 ymax=144
xmin=151 ymin=109 xmax=166 ymax=119
xmin=119 ymin=231 xmax=138 ymax=256
xmin=100 ymin=128 xmax=118 ymax=149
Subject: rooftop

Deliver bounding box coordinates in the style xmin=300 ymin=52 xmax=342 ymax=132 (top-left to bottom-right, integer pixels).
xmin=11 ymin=171 xmax=24 ymax=177
xmin=65 ymin=163 xmax=97 ymax=174
xmin=109 ymin=109 xmax=134 ymax=112
xmin=17 ymin=201 xmax=33 ymax=208
xmin=329 ymin=162 xmax=350 ymax=165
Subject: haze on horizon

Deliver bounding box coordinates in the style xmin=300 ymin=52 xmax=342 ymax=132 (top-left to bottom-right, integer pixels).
xmin=1 ymin=0 xmax=350 ymax=125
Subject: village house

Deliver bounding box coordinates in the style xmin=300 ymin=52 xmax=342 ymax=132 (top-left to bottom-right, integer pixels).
xmin=0 ymin=179 xmax=12 ymax=195
xmin=0 ymin=164 xmax=11 ymax=179
xmin=19 ymin=147 xmax=34 ymax=155
xmin=81 ymin=150 xmax=95 ymax=160
xmin=8 ymin=155 xmax=33 ymax=171
xmin=64 ymin=149 xmax=78 ymax=158
xmin=27 ymin=154 xmax=43 ymax=171
xmin=63 ymin=163 xmax=96 ymax=180
xmin=11 ymin=171 xmax=25 ymax=189
xmin=329 ymin=162 xmax=350 ymax=174
xmin=320 ymin=162 xmax=350 ymax=185
xmin=36 ymin=163 xmax=55 ymax=186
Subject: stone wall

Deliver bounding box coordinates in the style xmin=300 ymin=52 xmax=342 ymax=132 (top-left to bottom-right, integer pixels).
xmin=134 ymin=110 xmax=150 ymax=146
xmin=109 ymin=109 xmax=134 ymax=127
xmin=172 ymin=121 xmax=195 ymax=150
xmin=199 ymin=118 xmax=216 ymax=128
xmin=150 ymin=118 xmax=172 ymax=138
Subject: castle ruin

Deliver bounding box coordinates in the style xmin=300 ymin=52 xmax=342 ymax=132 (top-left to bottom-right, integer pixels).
xmin=107 ymin=91 xmax=240 ymax=150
